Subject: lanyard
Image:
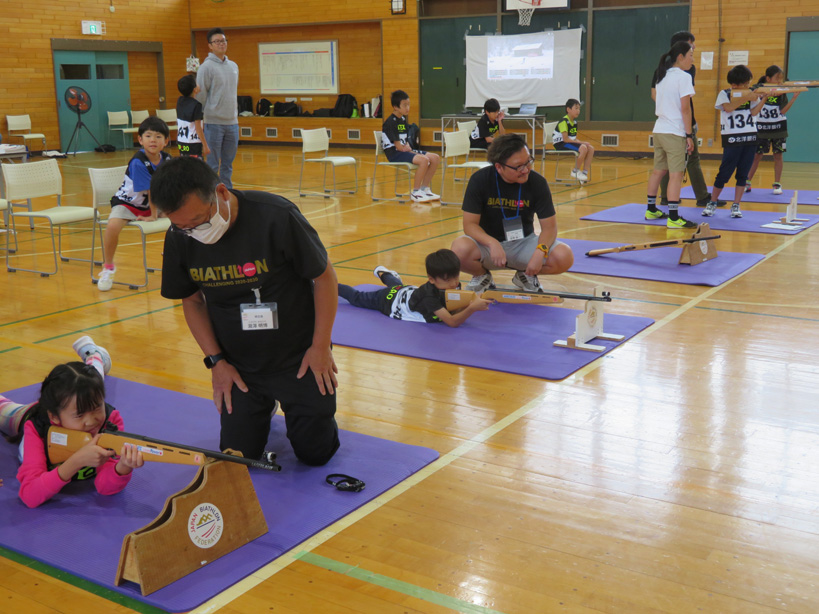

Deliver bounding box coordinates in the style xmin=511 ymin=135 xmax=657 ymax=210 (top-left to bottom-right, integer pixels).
xmin=495 ymin=172 xmax=523 ymax=220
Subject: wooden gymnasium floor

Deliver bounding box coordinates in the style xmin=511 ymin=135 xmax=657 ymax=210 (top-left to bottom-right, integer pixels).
xmin=1 ymin=145 xmax=818 ymax=614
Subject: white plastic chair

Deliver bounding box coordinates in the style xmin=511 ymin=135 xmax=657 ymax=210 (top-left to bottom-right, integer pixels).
xmin=122 ymin=110 xmax=150 ymax=149
xmin=88 ymin=166 xmax=171 ymax=290
xmin=372 ymin=131 xmax=417 ymax=202
xmin=298 ymin=128 xmax=357 ymax=197
xmin=107 ymin=111 xmax=132 ymax=150
xmin=1 ymin=198 xmax=19 ymax=253
xmin=6 ymin=115 xmax=46 ymax=156
xmin=155 ymin=109 xmax=179 ymax=142
xmin=3 ymin=160 xmax=95 ymax=276
xmin=542 ymin=120 xmax=588 ymax=185
xmin=440 ymin=130 xmax=491 ymax=206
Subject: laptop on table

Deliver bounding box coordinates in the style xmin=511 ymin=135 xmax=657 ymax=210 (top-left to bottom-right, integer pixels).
xmin=510 ymin=103 xmax=538 ymax=116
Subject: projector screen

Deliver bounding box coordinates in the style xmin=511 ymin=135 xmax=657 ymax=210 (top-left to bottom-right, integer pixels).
xmin=465 ymin=29 xmax=582 ymax=109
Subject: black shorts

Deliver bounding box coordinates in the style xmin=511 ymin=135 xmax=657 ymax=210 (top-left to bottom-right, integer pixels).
xmin=755 ymin=138 xmax=786 ymax=155
xmin=178 ymin=142 xmax=203 ymax=157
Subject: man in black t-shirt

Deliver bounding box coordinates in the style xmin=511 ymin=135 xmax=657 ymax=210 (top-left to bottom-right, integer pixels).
xmin=338 ymin=249 xmax=491 ymax=327
xmin=450 ymin=134 xmax=574 ymax=293
xmin=151 ymin=157 xmax=340 ymax=466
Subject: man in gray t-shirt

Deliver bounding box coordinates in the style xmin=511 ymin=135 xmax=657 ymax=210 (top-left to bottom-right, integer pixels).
xmin=196 ymin=27 xmax=239 ymax=188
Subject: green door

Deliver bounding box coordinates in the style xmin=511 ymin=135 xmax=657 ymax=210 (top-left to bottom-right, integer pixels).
xmin=785 ymin=31 xmax=819 ymax=163
xmin=53 ymin=50 xmax=131 ymax=152
xmin=591 ymin=7 xmax=689 ymax=121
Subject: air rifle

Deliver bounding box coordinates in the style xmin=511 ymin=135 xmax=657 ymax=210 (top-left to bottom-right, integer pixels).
xmin=46 ymin=426 xmax=282 ymax=471
xmin=585 ymin=234 xmax=720 ymax=257
xmin=445 ymin=287 xmax=611 ymax=311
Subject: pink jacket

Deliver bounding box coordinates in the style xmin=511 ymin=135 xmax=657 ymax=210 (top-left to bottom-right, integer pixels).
xmin=17 ymin=409 xmax=132 ymax=508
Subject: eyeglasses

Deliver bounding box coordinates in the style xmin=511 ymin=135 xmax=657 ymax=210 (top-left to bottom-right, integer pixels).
xmin=499 ymin=156 xmax=535 ymax=173
xmin=209 ymin=38 xmax=228 ymax=45
xmin=170 ymin=200 xmax=214 ymax=236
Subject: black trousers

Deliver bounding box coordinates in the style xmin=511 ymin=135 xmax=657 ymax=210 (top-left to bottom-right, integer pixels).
xmin=219 ymin=365 xmax=339 ymax=466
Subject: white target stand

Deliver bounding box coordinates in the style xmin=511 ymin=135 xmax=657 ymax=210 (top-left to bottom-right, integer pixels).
xmin=553 ymin=286 xmax=624 ymax=352
xmin=779 ymin=191 xmax=808 ymax=225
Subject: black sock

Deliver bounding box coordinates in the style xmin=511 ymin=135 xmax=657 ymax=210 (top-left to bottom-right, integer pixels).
xmin=668 ymin=200 xmax=680 ymax=220
xmin=647 ymin=196 xmax=657 ymax=212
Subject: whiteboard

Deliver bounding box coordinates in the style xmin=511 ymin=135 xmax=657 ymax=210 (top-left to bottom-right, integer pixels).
xmin=258 ymin=41 xmax=339 ymax=95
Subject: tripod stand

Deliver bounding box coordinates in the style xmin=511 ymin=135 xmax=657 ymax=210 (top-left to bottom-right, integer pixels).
xmin=64 ymin=105 xmax=102 ymax=156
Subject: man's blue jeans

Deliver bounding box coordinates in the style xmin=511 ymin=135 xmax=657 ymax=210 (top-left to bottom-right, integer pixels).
xmin=204 ymin=123 xmax=239 ymax=188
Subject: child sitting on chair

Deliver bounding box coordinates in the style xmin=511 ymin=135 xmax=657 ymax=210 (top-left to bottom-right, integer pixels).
xmin=0 ymin=336 xmax=144 ymax=508
xmin=338 ymin=249 xmax=491 ymax=327
xmin=553 ymin=98 xmax=595 ymax=183
xmin=469 ymin=98 xmax=506 ymax=149
xmin=381 ymin=90 xmax=441 ymax=203
xmin=97 ymin=116 xmax=171 ymax=291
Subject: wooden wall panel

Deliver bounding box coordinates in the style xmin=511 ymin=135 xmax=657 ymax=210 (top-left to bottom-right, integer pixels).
xmin=1 ymin=0 xmax=191 ymax=150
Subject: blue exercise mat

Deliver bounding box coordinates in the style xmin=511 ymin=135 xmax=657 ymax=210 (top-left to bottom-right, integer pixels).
xmin=563 ymin=238 xmax=764 ymax=286
xmin=0 ymin=378 xmax=439 ymax=612
xmin=333 ymin=286 xmax=654 ymax=380
xmin=581 ymin=203 xmax=819 ymax=235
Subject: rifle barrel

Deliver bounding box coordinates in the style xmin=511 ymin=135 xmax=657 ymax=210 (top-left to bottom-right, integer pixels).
xmin=106 ymin=429 xmax=282 ymax=472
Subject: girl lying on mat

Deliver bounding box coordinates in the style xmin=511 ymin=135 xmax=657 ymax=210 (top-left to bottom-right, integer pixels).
xmin=0 ymin=336 xmax=144 ymax=508
xmin=338 ymin=249 xmax=492 ymax=327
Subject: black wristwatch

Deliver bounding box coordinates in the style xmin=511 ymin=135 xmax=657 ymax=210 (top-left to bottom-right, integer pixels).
xmin=203 ymin=353 xmax=224 ymax=369
xmin=685 ymin=133 xmax=694 ymax=139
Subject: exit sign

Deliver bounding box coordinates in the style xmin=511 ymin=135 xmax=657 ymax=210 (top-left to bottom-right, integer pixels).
xmin=81 ymin=21 xmax=105 ymax=35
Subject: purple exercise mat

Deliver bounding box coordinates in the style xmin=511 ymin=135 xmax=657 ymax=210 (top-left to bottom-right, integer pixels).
xmin=680 ymin=185 xmax=819 ymax=206
xmin=581 ymin=203 xmax=819 ymax=235
xmin=563 ymin=238 xmax=764 ymax=286
xmin=0 ymin=378 xmax=439 ymax=612
xmin=333 ymin=285 xmax=653 ymax=379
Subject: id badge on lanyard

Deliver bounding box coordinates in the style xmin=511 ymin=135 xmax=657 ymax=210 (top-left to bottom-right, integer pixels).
xmin=497 ymin=173 xmax=525 ymax=241
xmin=240 ymin=287 xmax=278 ymax=331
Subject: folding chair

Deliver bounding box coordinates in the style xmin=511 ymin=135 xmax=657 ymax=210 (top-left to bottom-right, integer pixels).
xmin=298 ymin=128 xmax=357 ymax=197
xmin=0 ymin=198 xmax=19 ymax=253
xmin=3 ymin=160 xmax=95 ymax=276
xmin=372 ymin=131 xmax=417 ymax=202
xmin=123 ymin=110 xmax=150 ymax=148
xmin=88 ymin=166 xmax=171 ymax=290
xmin=107 ymin=111 xmax=132 ymax=150
xmin=440 ymin=130 xmax=491 ymax=206
xmin=542 ymin=121 xmax=587 ymax=186
xmin=6 ymin=115 xmax=46 ymax=158
xmin=155 ymin=109 xmax=179 ymax=143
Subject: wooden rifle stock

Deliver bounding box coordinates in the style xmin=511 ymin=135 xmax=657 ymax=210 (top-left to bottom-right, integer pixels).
xmin=445 ymin=288 xmax=611 ymax=311
xmin=46 ymin=426 xmax=282 ymax=472
xmin=585 ymin=234 xmax=720 ymax=257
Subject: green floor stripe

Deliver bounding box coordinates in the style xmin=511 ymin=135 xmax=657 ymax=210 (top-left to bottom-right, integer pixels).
xmin=32 ymin=303 xmax=181 ymax=344
xmin=0 ymin=545 xmax=167 ymax=614
xmin=297 ymin=551 xmax=507 ymax=614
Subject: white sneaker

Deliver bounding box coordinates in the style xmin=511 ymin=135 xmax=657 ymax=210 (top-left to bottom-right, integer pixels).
xmin=701 ymin=202 xmax=717 ymax=217
xmin=744 ymin=183 xmax=751 ymax=193
xmin=373 ymin=265 xmax=402 ymax=284
xmin=410 ymin=189 xmax=432 ymax=203
xmin=576 ymin=171 xmax=588 ymax=183
xmin=512 ymin=270 xmax=542 ymax=292
xmin=730 ymin=203 xmax=743 ymax=218
xmin=72 ymin=335 xmax=112 ymax=375
xmin=97 ymin=267 xmax=116 ymax=291
xmin=570 ymin=168 xmax=580 ymax=179
xmin=466 ymin=272 xmax=495 ymax=292
xmin=772 ymin=183 xmax=783 ymax=196
xmin=423 ymin=187 xmax=440 ymax=201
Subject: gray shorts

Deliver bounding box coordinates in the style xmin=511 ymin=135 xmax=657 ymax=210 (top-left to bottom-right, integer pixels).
xmin=108 ymin=204 xmax=143 ymax=221
xmin=461 ymin=232 xmax=566 ymax=272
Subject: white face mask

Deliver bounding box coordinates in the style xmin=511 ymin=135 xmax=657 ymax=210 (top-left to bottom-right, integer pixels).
xmin=190 ymin=197 xmax=231 ymax=244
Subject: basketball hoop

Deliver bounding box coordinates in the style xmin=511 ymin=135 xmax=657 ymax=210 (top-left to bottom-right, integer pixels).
xmin=516 ymin=0 xmax=541 ymax=26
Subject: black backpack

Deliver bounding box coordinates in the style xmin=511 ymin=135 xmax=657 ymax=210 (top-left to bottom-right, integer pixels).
xmin=273 ymin=101 xmax=300 ymax=117
xmin=256 ymin=98 xmax=272 ymax=116
xmin=237 ymin=95 xmax=253 ymax=114
xmin=331 ymin=94 xmax=357 ymax=118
